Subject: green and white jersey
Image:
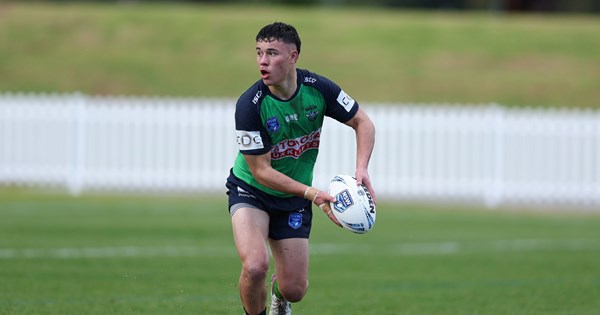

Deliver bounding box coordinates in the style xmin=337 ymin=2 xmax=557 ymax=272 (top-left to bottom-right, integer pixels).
xmin=233 ymin=69 xmax=359 ymax=197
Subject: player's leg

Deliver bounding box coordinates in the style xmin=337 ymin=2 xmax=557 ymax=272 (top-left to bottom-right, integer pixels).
xmin=268 ymin=237 xmax=309 ymax=302
xmin=232 ymin=207 xmax=271 ymax=315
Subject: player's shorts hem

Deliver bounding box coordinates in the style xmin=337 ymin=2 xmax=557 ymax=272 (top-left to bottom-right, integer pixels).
xmin=229 ymin=202 xmax=260 ymax=217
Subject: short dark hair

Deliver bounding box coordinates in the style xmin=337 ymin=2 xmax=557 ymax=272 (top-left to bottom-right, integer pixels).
xmin=256 ymin=22 xmax=301 ymax=55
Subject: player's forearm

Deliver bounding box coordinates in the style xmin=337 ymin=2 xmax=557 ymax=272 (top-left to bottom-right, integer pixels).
xmin=354 ymin=115 xmax=376 ymax=171
xmin=253 ymin=165 xmax=309 ymax=198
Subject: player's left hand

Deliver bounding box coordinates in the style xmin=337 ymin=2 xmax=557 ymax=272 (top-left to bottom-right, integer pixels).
xmin=355 ymin=169 xmax=377 ymax=204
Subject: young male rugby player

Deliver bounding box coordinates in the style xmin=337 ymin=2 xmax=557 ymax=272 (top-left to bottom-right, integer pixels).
xmin=226 ymin=22 xmax=376 ymax=315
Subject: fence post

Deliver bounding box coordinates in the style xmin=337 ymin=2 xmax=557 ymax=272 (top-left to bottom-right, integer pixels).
xmin=484 ymin=104 xmax=504 ymax=208
xmin=67 ymin=92 xmax=86 ymax=196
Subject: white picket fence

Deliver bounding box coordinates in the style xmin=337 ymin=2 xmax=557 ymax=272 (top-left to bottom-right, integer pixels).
xmin=1 ymin=93 xmax=599 ymax=209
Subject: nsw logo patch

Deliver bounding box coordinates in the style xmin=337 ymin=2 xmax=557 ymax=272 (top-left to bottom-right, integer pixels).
xmin=333 ymin=189 xmax=354 ymax=213
xmin=266 ymin=116 xmax=281 ymax=132
xmin=288 ymin=212 xmax=303 ymax=230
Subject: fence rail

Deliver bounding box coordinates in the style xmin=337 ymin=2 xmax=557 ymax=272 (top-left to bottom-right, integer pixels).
xmin=1 ymin=93 xmax=598 ymax=209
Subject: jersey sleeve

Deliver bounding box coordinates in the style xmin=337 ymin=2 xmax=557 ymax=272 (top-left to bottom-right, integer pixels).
xmin=234 ymin=85 xmax=272 ymax=155
xmin=314 ymin=73 xmax=359 ymax=123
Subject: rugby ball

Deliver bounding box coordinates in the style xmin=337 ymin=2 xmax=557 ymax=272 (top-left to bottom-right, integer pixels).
xmin=328 ymin=174 xmax=376 ymax=234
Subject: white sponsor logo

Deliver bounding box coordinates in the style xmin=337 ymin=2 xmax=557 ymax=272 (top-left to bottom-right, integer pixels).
xmin=252 ymin=90 xmax=262 ymax=104
xmin=237 ymin=187 xmax=256 ymax=199
xmin=304 ymin=77 xmax=317 ymax=83
xmin=236 ymin=130 xmax=264 ymax=150
xmin=336 ymin=90 xmax=355 ymax=112
xmin=271 ymin=128 xmax=321 ymax=160
xmin=285 ymin=114 xmax=298 ymax=122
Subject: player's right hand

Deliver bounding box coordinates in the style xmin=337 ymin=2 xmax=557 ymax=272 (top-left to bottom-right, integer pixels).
xmin=313 ymin=190 xmax=342 ymax=228
xmin=318 ymin=202 xmax=342 ymax=228
xmin=305 ymin=187 xmax=341 ymax=227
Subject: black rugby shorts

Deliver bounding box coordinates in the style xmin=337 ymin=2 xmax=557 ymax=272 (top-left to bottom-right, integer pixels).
xmin=226 ymin=170 xmax=313 ymax=240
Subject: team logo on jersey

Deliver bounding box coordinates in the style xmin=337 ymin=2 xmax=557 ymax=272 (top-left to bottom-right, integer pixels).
xmin=266 ymin=116 xmax=281 ymax=132
xmin=288 ymin=212 xmax=303 ymax=229
xmin=305 ymin=105 xmax=318 ymax=121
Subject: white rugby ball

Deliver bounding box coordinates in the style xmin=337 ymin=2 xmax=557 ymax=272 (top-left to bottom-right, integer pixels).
xmin=328 ymin=174 xmax=376 ymax=234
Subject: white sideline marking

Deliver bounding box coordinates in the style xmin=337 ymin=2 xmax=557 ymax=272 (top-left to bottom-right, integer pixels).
xmin=312 ymin=239 xmax=600 ymax=255
xmin=0 ymin=239 xmax=598 ymax=259
xmin=0 ymin=246 xmax=235 ymax=259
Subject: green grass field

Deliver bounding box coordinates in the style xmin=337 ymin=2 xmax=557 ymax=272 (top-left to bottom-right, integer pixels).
xmin=1 ymin=190 xmax=599 ymax=314
xmin=0 ymin=2 xmax=599 ymax=107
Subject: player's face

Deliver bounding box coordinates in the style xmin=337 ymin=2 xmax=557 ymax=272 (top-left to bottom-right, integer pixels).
xmin=256 ymin=39 xmax=298 ymax=86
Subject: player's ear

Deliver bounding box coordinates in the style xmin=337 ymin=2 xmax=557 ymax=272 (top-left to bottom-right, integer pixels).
xmin=290 ymin=50 xmax=299 ymax=64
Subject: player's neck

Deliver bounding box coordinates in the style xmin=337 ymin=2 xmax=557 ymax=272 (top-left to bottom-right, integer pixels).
xmin=268 ymin=69 xmax=297 ymax=101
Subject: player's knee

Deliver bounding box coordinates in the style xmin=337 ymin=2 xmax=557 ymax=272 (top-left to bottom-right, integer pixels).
xmin=241 ymin=259 xmax=269 ymax=283
xmin=280 ymin=280 xmax=308 ymax=303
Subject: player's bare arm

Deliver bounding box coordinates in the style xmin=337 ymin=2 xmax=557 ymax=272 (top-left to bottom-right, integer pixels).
xmin=344 ymin=108 xmax=377 ymax=203
xmin=243 ymin=152 xmax=306 ymax=197
xmin=244 ymin=152 xmax=341 ymax=226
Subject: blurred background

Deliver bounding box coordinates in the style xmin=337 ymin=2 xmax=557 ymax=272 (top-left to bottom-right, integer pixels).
xmin=1 ymin=0 xmax=598 ymax=208
xmin=1 ymin=1 xmax=600 ymax=315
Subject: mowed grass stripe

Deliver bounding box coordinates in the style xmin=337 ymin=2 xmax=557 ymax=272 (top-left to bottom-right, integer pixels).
xmin=2 ymin=238 xmax=598 ymax=259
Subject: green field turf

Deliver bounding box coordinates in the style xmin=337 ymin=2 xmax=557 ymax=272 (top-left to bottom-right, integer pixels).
xmin=1 ymin=190 xmax=599 ymax=314
xmin=0 ymin=2 xmax=599 ymax=107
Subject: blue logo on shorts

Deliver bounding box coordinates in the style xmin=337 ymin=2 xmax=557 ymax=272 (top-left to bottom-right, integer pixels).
xmin=288 ymin=212 xmax=303 ymax=230
xmin=266 ymin=116 xmax=280 ymax=132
